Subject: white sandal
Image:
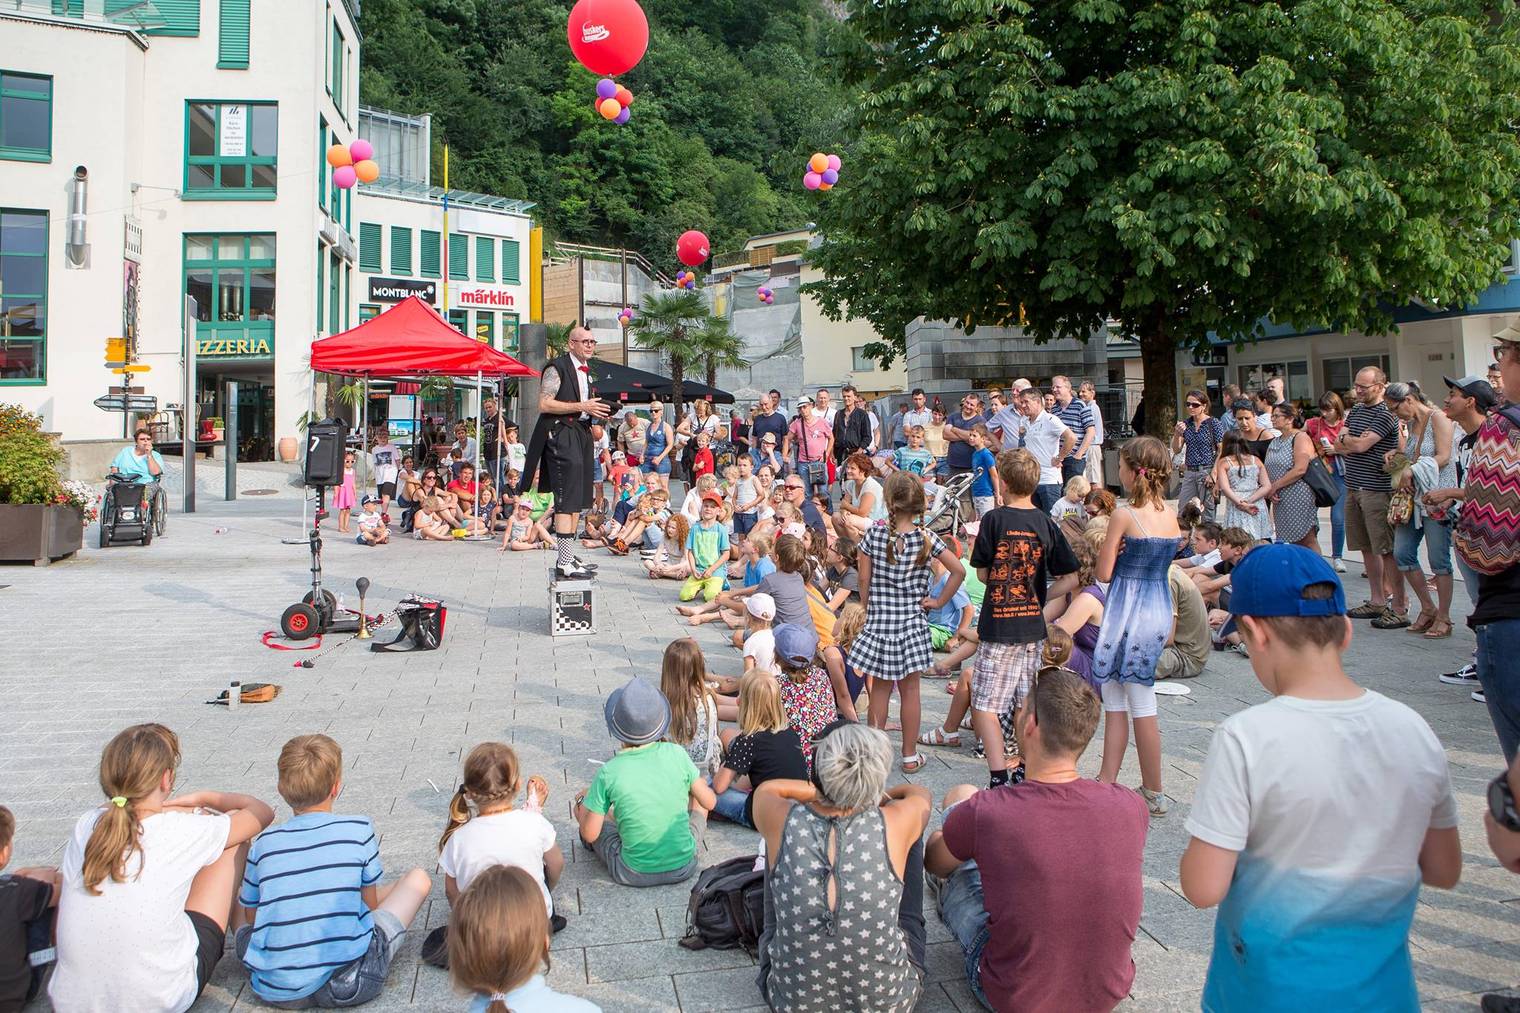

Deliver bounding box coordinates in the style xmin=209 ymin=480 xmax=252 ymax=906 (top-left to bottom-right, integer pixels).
xmin=917 ymin=728 xmax=961 ymax=747
xmin=900 ymin=753 xmax=927 ymax=773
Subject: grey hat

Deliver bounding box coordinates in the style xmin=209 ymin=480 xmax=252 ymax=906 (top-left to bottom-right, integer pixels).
xmin=603 ymin=676 xmax=670 ymax=746
xmin=1443 ymin=375 xmax=1499 ymax=412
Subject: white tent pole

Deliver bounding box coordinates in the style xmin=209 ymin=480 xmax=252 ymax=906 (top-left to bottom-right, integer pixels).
xmin=475 ymin=370 xmax=482 ymax=504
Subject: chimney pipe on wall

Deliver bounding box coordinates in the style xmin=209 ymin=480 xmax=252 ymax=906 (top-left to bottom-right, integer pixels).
xmin=66 ymin=166 xmax=90 ymax=269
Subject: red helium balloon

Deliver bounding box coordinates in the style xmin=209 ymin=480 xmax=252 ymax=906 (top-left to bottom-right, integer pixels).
xmin=676 ymin=230 xmax=709 ymax=267
xmin=615 ymin=86 xmax=634 ymax=107
xmin=567 ymin=0 xmax=649 ymax=76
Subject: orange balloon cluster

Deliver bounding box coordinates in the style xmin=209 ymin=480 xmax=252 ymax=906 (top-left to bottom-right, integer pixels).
xmin=595 ymin=79 xmax=635 ymax=123
xmin=326 ymin=139 xmax=380 ymax=188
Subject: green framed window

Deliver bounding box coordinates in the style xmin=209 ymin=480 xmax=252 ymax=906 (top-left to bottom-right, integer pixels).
xmin=218 ymin=0 xmax=251 ymax=69
xmin=359 ymin=303 xmax=380 ymax=323
xmin=420 ymin=230 xmax=441 ymax=279
xmin=184 ymin=234 xmax=276 ymax=359
xmin=330 ymin=20 xmax=345 ymax=117
xmin=185 ymin=101 xmax=277 ymax=198
xmin=315 ymin=241 xmax=324 ymax=333
xmin=342 ymin=262 xmax=350 ymax=330
xmin=358 ymin=222 xmax=380 ymax=272
xmin=448 ymin=309 xmax=467 ymax=334
xmin=317 ymin=117 xmax=329 ymax=212
xmin=0 ymin=72 xmax=52 ymax=162
xmin=328 ymin=249 xmax=341 ymax=334
xmin=501 ymin=312 xmax=520 ymax=351
xmin=448 ymin=233 xmax=467 ymax=280
xmin=0 ymin=209 xmax=47 ymax=383
xmin=500 ymin=238 xmax=521 ymax=284
xmin=475 ymin=311 xmax=494 ymax=346
xmin=390 ymin=226 xmax=412 ymax=275
xmin=474 ymin=236 xmax=494 ymax=281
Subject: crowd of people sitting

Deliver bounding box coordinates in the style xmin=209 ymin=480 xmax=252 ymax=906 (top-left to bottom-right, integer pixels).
xmin=14 ymin=344 xmax=1516 ymax=1012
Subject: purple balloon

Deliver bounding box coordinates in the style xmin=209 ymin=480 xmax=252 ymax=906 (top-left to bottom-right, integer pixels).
xmin=803 ymin=171 xmax=822 ymax=190
xmin=614 ymin=106 xmax=631 ymax=125
xmin=596 ymin=78 xmax=619 ymax=100
xmin=826 ymin=154 xmax=841 ymax=172
xmin=821 ymin=169 xmax=839 ymax=185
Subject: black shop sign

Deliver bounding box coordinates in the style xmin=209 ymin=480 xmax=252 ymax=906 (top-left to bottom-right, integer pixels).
xmin=368 ymin=277 xmax=438 ymax=303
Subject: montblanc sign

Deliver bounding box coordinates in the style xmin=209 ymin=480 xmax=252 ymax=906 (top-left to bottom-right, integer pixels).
xmin=368 ymin=278 xmax=437 ymax=303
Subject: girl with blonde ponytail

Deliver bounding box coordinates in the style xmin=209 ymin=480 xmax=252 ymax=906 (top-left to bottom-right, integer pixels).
xmin=423 ymin=743 xmax=564 ymax=969
xmin=449 ymin=866 xmax=599 ymax=1012
xmin=50 ymin=723 xmax=274 ymax=1012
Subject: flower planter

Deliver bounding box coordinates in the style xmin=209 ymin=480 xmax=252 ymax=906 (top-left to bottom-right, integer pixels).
xmin=0 ymin=503 xmax=83 ymax=565
xmin=278 ymin=436 xmax=299 ymax=462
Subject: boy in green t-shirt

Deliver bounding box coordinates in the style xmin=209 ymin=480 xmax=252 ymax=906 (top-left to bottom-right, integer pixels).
xmin=680 ymin=492 xmax=731 ymax=603
xmin=575 ymin=677 xmax=716 ymax=887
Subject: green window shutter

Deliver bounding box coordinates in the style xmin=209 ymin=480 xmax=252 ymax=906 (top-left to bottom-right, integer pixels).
xmin=448 ymin=234 xmax=468 ymax=279
xmin=500 ymin=239 xmax=521 ymax=284
xmin=217 ymin=0 xmax=250 ymax=68
xmin=420 ymin=230 xmax=440 ymax=279
xmin=475 ymin=236 xmax=494 ymax=281
xmin=146 ymin=0 xmax=200 ymax=36
xmin=315 ymin=243 xmax=325 ymax=333
xmin=358 ymin=223 xmax=380 ymax=272
xmin=390 ymin=226 xmax=412 ymax=275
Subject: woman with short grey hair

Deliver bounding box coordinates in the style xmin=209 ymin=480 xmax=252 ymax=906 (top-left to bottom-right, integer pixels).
xmin=751 ymin=722 xmax=932 ymax=1012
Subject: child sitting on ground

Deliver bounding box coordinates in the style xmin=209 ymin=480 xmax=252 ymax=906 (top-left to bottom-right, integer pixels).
xmin=412 ymin=496 xmax=455 ymax=541
xmin=50 ymin=724 xmax=275 ymax=1013
xmin=1050 ymin=474 xmax=1091 ymax=524
xmin=823 ymin=535 xmax=860 ymax=610
xmin=927 ymin=537 xmax=975 ymax=652
xmin=772 ymin=623 xmax=840 ymax=773
xmin=355 ymin=495 xmax=390 ymax=546
xmin=832 ymin=602 xmax=868 ymax=700
xmin=576 ymin=678 xmax=716 ymax=887
xmin=711 ymin=672 xmax=809 ymax=829
xmin=0 ymin=805 xmax=59 ymax=1011
xmin=610 ymin=489 xmax=666 ymax=555
xmin=581 ymin=510 xmax=610 ymax=549
xmin=740 ymin=592 xmax=779 ymax=675
xmin=680 ymin=492 xmax=731 ymax=604
xmin=678 ymin=531 xmax=775 ymax=627
xmin=500 ymin=500 xmax=554 ymax=552
xmin=423 ymin=742 xmax=564 ymax=968
xmin=1191 ymin=526 xmax=1253 ymax=606
xmin=644 ymin=515 xmax=691 ymax=580
xmin=1180 ymin=545 xmax=1461 ymax=1010
xmin=1177 ymin=521 xmax=1224 ymax=572
xmin=660 ymin=638 xmax=724 ymax=779
xmin=237 ymin=734 xmax=431 ymax=1008
xmin=448 ymin=866 xmax=601 ymax=1012
xmin=680 ymin=474 xmax=721 ymax=524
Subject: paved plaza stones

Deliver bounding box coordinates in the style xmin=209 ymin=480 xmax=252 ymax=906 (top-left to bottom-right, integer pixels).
xmin=4 ymin=494 xmax=1520 ymax=1011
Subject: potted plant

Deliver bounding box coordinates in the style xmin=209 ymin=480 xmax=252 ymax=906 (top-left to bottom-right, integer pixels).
xmin=207 ymin=416 xmax=225 ymax=441
xmin=0 ymin=403 xmax=84 ymax=564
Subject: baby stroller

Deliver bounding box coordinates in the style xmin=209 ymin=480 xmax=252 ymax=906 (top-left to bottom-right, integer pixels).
xmin=99 ymin=472 xmax=166 ymax=547
xmin=923 ymin=471 xmax=973 ymax=540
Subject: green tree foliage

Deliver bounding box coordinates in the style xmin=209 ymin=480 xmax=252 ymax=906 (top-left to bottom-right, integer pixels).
xmin=808 ymin=0 xmax=1520 ymax=435
xmin=359 ymin=0 xmax=845 ymax=269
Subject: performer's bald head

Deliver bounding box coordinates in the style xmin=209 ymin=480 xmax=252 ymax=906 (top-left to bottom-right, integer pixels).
xmin=568 ymin=325 xmax=596 ymax=352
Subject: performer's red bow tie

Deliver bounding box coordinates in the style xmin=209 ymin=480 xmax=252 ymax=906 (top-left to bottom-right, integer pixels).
xmin=578 ymin=365 xmax=589 ymax=373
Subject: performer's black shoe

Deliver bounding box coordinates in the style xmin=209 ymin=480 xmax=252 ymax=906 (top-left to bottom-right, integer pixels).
xmin=555 ymin=562 xmax=596 ymax=581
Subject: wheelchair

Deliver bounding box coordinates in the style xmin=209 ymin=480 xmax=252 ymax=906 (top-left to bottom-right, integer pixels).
xmin=100 ymin=472 xmax=167 ymax=547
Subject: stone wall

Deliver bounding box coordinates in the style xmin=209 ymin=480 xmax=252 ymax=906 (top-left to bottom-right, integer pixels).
xmin=905 ymin=319 xmax=1110 ymax=399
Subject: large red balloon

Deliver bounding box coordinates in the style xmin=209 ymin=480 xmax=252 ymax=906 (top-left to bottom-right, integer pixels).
xmin=567 ymin=0 xmax=649 ymax=76
xmin=676 ymin=230 xmax=710 ymax=267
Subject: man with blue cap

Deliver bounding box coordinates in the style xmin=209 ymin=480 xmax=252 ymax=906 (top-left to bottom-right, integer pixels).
xmin=1177 ymin=544 xmax=1462 ymax=1012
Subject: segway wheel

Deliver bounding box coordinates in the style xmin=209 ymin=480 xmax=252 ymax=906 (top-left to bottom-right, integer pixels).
xmin=303 ymin=590 xmax=339 ymax=614
xmin=99 ymin=518 xmax=110 ymax=548
xmin=154 ymin=487 xmax=168 ymax=536
xmin=281 ymin=603 xmax=319 ymax=641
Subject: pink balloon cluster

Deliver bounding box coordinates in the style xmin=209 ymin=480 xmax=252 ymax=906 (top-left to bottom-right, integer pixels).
xmin=802 ymin=151 xmax=842 ymax=191
xmin=617 ymin=306 xmax=636 ymax=326
xmin=675 ymin=270 xmax=698 ymax=290
xmin=593 ymin=78 xmax=635 ymax=124
xmin=757 ymin=286 xmax=774 ymax=305
xmin=327 ymin=138 xmax=379 ymax=190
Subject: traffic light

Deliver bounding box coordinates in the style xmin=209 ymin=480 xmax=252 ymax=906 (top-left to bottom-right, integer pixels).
xmin=105 ymin=337 xmax=127 ymax=367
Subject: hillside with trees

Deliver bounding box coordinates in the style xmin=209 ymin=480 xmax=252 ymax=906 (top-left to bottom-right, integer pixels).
xmin=358 ymin=0 xmax=847 ymax=265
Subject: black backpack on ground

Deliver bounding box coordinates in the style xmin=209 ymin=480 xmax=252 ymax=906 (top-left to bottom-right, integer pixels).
xmin=679 ymin=855 xmax=766 ymax=955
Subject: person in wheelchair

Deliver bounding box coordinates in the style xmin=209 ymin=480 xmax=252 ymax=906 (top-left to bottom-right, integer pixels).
xmin=101 ymin=429 xmax=166 ymax=544
xmin=110 ymin=429 xmax=164 ymax=485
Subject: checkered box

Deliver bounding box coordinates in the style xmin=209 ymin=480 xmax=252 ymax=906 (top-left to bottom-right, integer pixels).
xmin=549 ymin=577 xmax=596 ymax=637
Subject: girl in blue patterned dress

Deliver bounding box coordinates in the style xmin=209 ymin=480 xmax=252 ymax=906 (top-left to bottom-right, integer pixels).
xmin=851 ymin=472 xmax=965 ymax=772
xmin=1093 ymin=436 xmax=1182 ymax=816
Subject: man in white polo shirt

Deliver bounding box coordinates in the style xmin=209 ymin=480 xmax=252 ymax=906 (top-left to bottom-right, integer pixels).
xmin=1015 ymin=387 xmax=1075 ymax=512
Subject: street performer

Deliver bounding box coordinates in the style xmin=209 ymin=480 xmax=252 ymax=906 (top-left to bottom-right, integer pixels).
xmin=522 ymin=324 xmax=610 ymax=580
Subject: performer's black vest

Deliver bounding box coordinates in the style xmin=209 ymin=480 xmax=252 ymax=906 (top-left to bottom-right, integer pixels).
xmin=521 ymin=353 xmax=588 ymax=493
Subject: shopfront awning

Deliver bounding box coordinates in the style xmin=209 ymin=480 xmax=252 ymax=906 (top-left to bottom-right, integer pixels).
xmin=309 ymin=296 xmax=537 ymax=378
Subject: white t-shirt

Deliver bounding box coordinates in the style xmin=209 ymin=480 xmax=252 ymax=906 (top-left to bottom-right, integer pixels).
xmin=1019 ymin=411 xmax=1072 ymax=486
xmin=1185 ymin=548 xmax=1222 ymax=569
xmin=680 ymin=489 xmax=703 ymax=524
xmin=507 ymin=442 xmax=528 ymax=473
xmin=438 ymin=810 xmax=558 ymax=914
xmin=743 ymin=627 xmax=778 ymax=673
xmin=1186 ymin=691 xmax=1456 ymax=1009
xmin=866 ymin=412 xmax=881 ymax=450
xmin=51 ymin=808 xmax=231 ymax=1013
xmin=369 ymin=444 xmax=399 ymax=486
xmin=1087 ymin=399 xmax=1106 ymax=445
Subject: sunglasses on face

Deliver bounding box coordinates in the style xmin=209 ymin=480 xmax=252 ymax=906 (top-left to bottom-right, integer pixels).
xmin=1186 ymin=401 xmax=1202 ymax=408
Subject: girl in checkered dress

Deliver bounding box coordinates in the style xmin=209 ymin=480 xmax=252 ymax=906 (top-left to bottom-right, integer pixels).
xmin=851 ymin=472 xmax=966 ymax=772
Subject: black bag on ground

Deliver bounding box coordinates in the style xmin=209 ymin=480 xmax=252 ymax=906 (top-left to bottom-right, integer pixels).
xmin=372 ymin=595 xmax=447 ymax=652
xmin=679 ymin=855 xmax=765 ymax=955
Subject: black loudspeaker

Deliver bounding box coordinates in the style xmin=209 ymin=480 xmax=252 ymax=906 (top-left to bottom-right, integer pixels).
xmin=303 ymin=419 xmax=347 ymax=486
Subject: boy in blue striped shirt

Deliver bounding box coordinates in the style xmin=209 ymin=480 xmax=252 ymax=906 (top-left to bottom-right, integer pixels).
xmin=236 ymin=735 xmax=431 ymax=1008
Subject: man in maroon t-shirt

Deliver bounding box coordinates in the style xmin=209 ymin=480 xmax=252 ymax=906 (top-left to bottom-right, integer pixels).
xmin=926 ymin=668 xmax=1148 ymax=1011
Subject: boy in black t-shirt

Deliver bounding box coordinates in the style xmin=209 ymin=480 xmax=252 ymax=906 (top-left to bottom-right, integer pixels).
xmin=969 ymin=449 xmax=1079 ymax=787
xmin=0 ymin=804 xmax=59 ymax=1012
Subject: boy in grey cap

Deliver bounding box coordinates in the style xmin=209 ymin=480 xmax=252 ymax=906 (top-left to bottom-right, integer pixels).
xmin=575 ymin=677 xmax=716 ymax=886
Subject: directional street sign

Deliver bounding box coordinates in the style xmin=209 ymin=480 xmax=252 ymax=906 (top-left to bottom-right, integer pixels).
xmin=94 ymin=394 xmax=127 ymax=412
xmin=94 ymin=394 xmax=158 ymax=413
xmin=111 ymin=365 xmax=151 ymax=374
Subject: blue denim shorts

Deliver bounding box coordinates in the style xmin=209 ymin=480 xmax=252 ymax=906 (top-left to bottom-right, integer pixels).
xmin=936 ymin=858 xmax=994 ymax=1009
xmin=237 ymin=909 xmax=405 ymax=1009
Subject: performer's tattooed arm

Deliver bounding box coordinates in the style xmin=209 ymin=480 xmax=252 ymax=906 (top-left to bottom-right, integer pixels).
xmin=539 ymin=366 xmax=579 ymax=417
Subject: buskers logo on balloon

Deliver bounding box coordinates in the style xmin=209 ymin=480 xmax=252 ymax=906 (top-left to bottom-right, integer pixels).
xmin=580 ymin=21 xmax=611 ymax=42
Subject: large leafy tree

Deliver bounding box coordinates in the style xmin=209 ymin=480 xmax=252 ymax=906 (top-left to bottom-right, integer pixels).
xmin=631 ymin=290 xmax=708 ymax=407
xmin=808 ymin=0 xmax=1520 ymax=435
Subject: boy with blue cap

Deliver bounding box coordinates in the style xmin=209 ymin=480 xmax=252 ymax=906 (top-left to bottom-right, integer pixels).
xmin=1179 ymin=544 xmax=1462 ymax=1012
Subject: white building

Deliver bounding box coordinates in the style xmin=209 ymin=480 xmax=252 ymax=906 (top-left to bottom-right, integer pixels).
xmin=0 ymin=1 xmax=532 ymax=463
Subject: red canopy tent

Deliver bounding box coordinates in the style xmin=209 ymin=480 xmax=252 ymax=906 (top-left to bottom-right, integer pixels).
xmin=308 ymin=296 xmax=538 ymax=480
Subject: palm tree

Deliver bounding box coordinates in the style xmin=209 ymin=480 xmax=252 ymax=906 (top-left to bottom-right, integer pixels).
xmin=544 ymin=321 xmax=574 ymax=362
xmin=694 ymin=315 xmax=746 ymax=390
xmin=631 ymin=290 xmax=706 ymax=409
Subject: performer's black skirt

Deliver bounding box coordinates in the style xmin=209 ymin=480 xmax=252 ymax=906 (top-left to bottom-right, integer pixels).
xmin=545 ymin=418 xmax=593 ymax=514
